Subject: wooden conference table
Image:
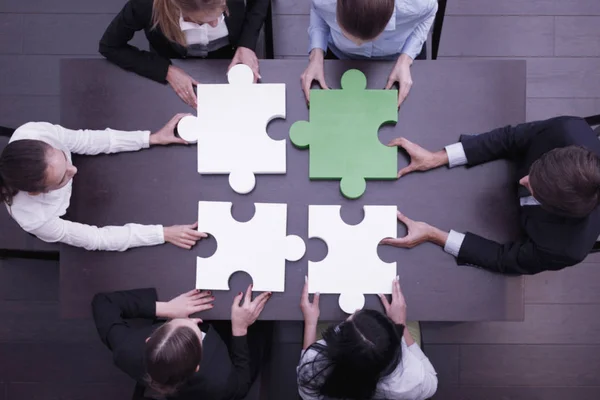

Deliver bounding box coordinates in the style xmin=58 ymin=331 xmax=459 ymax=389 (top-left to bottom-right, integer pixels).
xmin=59 ymin=59 xmax=525 ymax=321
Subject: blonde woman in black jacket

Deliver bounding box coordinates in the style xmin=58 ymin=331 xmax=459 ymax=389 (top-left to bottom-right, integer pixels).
xmin=100 ymin=0 xmax=269 ymax=108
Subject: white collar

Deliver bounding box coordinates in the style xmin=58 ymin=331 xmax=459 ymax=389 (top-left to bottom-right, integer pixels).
xmin=179 ymin=14 xmax=225 ymax=31
xmin=384 ymin=7 xmax=396 ymax=31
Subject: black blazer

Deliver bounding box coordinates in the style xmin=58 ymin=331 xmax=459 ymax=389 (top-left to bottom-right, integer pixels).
xmin=92 ymin=289 xmax=253 ymax=400
xmin=457 ymin=116 xmax=600 ymax=275
xmin=99 ymin=0 xmax=270 ymax=83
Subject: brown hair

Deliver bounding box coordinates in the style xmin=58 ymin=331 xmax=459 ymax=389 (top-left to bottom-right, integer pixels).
xmin=152 ymin=0 xmax=228 ymax=46
xmin=144 ymin=323 xmax=202 ymax=396
xmin=0 ymin=140 xmax=50 ymax=205
xmin=529 ymin=145 xmax=600 ymax=218
xmin=337 ymin=0 xmax=395 ymax=41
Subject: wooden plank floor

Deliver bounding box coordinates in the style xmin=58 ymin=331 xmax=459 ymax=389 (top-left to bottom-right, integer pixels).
xmin=1 ymin=0 xmax=600 ymax=399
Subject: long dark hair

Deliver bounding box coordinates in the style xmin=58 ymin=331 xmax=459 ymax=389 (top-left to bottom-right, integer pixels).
xmin=144 ymin=323 xmax=203 ymax=396
xmin=298 ymin=309 xmax=403 ymax=400
xmin=0 ymin=139 xmax=50 ymax=205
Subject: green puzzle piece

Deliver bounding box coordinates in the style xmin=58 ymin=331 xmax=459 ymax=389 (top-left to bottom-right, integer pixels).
xmin=289 ymin=69 xmax=398 ymax=199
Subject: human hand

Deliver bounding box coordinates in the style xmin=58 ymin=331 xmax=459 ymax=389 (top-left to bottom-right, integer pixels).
xmin=388 ymin=137 xmax=448 ymax=178
xmin=378 ymin=276 xmax=407 ymax=325
xmin=156 ymin=289 xmax=214 ymax=321
xmin=231 ymin=284 xmax=272 ymax=336
xmin=166 ymin=65 xmax=199 ymax=108
xmin=301 ymin=49 xmax=329 ymax=103
xmin=300 ymin=276 xmax=320 ymax=327
xmin=380 ymin=211 xmax=435 ymax=249
xmin=150 ymin=113 xmax=191 ymax=146
xmin=228 ymin=47 xmax=260 ymax=82
xmin=385 ymin=54 xmax=413 ymax=108
xmin=164 ymin=222 xmax=207 ymax=250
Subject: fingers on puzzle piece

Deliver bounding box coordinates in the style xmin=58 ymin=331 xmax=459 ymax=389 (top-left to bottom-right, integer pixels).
xmin=339 ymin=292 xmax=366 ymax=314
xmin=340 ymin=175 xmax=367 ymax=199
xmin=229 ymin=170 xmax=256 ymax=194
xmin=285 ymin=234 xmax=306 ymax=262
xmin=227 ymin=63 xmax=254 ymax=85
xmin=340 ymin=69 xmax=367 ymax=91
xmin=289 ymin=120 xmax=312 ymax=148
xmin=177 ymin=115 xmax=201 ymax=143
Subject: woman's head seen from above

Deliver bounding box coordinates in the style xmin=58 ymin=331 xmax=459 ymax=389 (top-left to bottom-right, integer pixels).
xmin=144 ymin=318 xmax=204 ymax=396
xmin=153 ymin=0 xmax=229 ymax=45
xmin=0 ymin=139 xmax=77 ymax=205
xmin=299 ymin=309 xmax=403 ymax=400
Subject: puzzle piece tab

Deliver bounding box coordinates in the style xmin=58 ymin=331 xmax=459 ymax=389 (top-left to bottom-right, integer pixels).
xmin=290 ymin=69 xmax=398 ymax=199
xmin=196 ymin=201 xmax=305 ymax=292
xmin=177 ymin=64 xmax=287 ymax=195
xmin=308 ymin=205 xmax=397 ymax=313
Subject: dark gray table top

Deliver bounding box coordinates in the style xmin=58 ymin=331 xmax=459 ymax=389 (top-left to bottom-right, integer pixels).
xmin=59 ymin=59 xmax=525 ymax=321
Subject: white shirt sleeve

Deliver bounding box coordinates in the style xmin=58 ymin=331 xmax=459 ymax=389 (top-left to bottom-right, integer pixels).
xmin=56 ymin=124 xmax=150 ymax=155
xmin=444 ymin=142 xmax=468 ymax=168
xmin=406 ymin=342 xmax=439 ymax=400
xmin=444 ymin=229 xmax=466 ymax=257
xmin=12 ymin=122 xmax=150 ymax=155
xmin=29 ymin=216 xmax=164 ymax=252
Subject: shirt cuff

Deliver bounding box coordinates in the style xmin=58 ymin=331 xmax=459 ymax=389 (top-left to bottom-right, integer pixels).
xmin=444 ymin=230 xmax=465 ymax=258
xmin=308 ymin=30 xmax=329 ymax=53
xmin=445 ymin=143 xmax=468 ymax=168
xmin=400 ymin=39 xmax=422 ymax=60
xmin=109 ymin=129 xmax=152 ymax=152
xmin=142 ymin=131 xmax=151 ymax=148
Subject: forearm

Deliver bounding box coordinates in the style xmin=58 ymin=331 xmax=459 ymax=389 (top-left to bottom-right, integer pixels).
xmin=302 ymin=323 xmax=318 ymax=350
xmin=32 ymin=219 xmax=164 ymax=252
xmin=403 ymin=326 xmax=416 ymax=346
xmin=426 ymin=225 xmax=449 ymax=248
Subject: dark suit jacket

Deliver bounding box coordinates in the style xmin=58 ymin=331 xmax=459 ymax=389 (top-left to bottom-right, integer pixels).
xmin=92 ymin=289 xmax=253 ymax=400
xmin=457 ymin=116 xmax=600 ymax=275
xmin=99 ymin=0 xmax=270 ymax=83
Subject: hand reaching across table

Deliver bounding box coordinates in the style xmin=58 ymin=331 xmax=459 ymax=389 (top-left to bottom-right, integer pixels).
xmin=156 ymin=288 xmax=215 ymax=322
xmin=150 ymin=113 xmax=192 ymax=146
xmin=387 ymin=137 xmax=449 ymax=178
xmin=231 ymin=284 xmax=272 ymax=336
xmin=166 ymin=65 xmax=199 ymax=109
xmin=164 ymin=222 xmax=207 ymax=250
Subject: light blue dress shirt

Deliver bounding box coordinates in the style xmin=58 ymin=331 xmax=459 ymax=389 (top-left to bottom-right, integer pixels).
xmin=309 ymin=0 xmax=438 ymax=60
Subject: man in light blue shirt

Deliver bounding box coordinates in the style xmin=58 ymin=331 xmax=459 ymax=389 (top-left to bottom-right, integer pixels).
xmin=301 ymin=0 xmax=437 ymax=106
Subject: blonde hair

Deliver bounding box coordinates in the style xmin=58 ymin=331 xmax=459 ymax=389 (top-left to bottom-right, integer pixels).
xmin=152 ymin=0 xmax=228 ymax=46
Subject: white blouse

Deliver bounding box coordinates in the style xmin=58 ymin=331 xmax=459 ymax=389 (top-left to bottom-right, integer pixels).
xmin=297 ymin=338 xmax=438 ymax=400
xmin=6 ymin=122 xmax=164 ymax=251
xmin=179 ymin=14 xmax=229 ymax=46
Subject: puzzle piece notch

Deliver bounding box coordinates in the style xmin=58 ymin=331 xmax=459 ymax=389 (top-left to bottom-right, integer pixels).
xmin=307 ymin=205 xmax=397 ymax=313
xmin=289 ymin=69 xmax=398 ymax=199
xmin=196 ymin=201 xmax=305 ymax=292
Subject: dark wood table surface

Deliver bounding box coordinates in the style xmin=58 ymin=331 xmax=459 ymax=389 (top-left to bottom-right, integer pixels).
xmin=59 ymin=59 xmax=526 ymax=321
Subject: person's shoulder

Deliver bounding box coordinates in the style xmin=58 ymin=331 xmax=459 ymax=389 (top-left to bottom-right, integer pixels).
xmin=6 ymin=192 xmax=47 ymax=232
xmin=9 ymin=122 xmax=58 ymax=143
xmin=396 ymin=0 xmax=437 ymax=16
xmin=312 ymin=0 xmax=337 ymax=12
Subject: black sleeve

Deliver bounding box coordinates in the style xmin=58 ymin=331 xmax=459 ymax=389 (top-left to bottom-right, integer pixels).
xmin=236 ymin=0 xmax=270 ymax=50
xmin=99 ymin=0 xmax=172 ymax=83
xmin=91 ymin=288 xmax=158 ymax=352
xmin=457 ymin=232 xmax=572 ymax=275
xmin=459 ymin=118 xmax=561 ymax=166
xmin=222 ymin=335 xmax=253 ymax=400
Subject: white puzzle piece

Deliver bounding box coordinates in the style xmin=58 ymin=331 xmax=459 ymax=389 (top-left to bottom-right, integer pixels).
xmin=177 ymin=64 xmax=287 ymax=194
xmin=308 ymin=205 xmax=397 ymax=314
xmin=196 ymin=201 xmax=305 ymax=292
